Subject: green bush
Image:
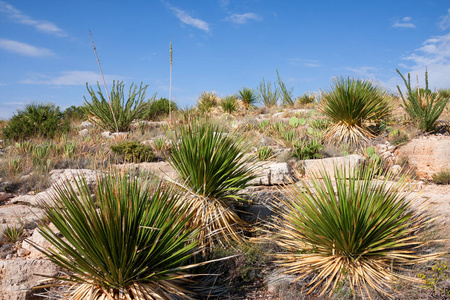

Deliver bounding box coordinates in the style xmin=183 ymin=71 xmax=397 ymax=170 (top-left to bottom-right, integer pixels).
xmin=197 ymin=91 xmax=219 ymax=113
xmin=110 ymin=141 xmax=155 ymax=163
xmin=269 ymin=166 xmax=440 ymax=298
xmin=397 ymin=69 xmax=448 ymax=132
xmin=63 ymin=105 xmax=85 ymax=121
xmin=320 ymin=77 xmax=392 ymax=146
xmin=432 ymin=170 xmax=450 ymax=185
xmin=291 ymin=138 xmax=324 ymax=160
xmin=144 ymin=97 xmax=177 ymax=120
xmin=238 ymin=87 xmax=259 ymax=110
xmin=83 ymin=81 xmax=148 ymax=132
xmin=168 ymin=120 xmax=257 ymax=249
xmin=2 ymin=103 xmax=69 ymax=141
xmin=37 ymin=171 xmax=208 ymax=299
xmin=221 ymin=95 xmax=238 ymax=114
xmin=257 ymin=78 xmax=279 ymax=107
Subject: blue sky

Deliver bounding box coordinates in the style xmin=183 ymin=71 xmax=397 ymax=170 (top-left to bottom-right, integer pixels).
xmin=1 ymin=0 xmax=450 ymax=119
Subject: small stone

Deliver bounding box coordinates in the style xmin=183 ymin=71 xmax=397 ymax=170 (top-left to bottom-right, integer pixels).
xmin=78 ymin=128 xmax=89 ymax=137
xmin=101 ymin=131 xmax=111 ymax=138
xmin=17 ymin=248 xmax=30 ymax=257
xmin=81 ymin=121 xmax=94 ymax=128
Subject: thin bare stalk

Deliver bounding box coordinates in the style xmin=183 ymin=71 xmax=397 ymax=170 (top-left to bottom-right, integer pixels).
xmin=169 ymin=41 xmax=173 ymax=123
xmin=89 ymin=30 xmax=119 ymax=133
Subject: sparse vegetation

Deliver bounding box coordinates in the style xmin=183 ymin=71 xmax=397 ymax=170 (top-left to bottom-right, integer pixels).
xmin=238 ymin=87 xmax=259 ymax=110
xmin=197 ymin=91 xmax=219 ymax=112
xmin=320 ymin=77 xmax=392 ymax=147
xmin=221 ymin=95 xmax=238 ymax=114
xmin=37 ymin=171 xmax=213 ymax=299
xmin=2 ymin=103 xmax=69 ymax=141
xmin=269 ymin=166 xmax=441 ymax=299
xmin=110 ymin=140 xmax=155 ymax=163
xmin=168 ymin=120 xmax=257 ymax=249
xmin=83 ymin=81 xmax=149 ymax=132
xmin=144 ymin=97 xmax=176 ymax=120
xmin=432 ymin=170 xmax=450 ymax=185
xmin=397 ymin=69 xmax=449 ymax=132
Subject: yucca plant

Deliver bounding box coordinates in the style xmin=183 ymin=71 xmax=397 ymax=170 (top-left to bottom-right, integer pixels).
xmin=258 ymin=78 xmax=279 ymax=107
xmin=269 ymin=166 xmax=440 ymax=299
xmin=396 ymin=69 xmax=448 ymax=132
xmin=320 ymin=77 xmax=391 ymax=146
xmin=257 ymin=146 xmax=274 ymax=161
xmin=168 ymin=120 xmax=258 ymax=250
xmin=197 ymin=91 xmax=219 ymax=113
xmin=221 ymin=95 xmax=238 ymax=114
xmin=83 ymin=81 xmax=148 ymax=132
xmin=277 ymin=70 xmax=294 ymax=107
xmin=238 ymin=87 xmax=259 ymax=110
xmin=36 ymin=172 xmax=210 ymax=300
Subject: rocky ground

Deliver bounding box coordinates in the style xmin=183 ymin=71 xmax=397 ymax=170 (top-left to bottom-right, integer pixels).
xmin=0 ymin=136 xmax=449 ymax=299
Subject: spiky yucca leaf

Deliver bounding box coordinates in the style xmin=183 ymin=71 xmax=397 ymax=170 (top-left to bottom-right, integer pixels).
xmin=270 ymin=166 xmax=440 ymax=299
xmin=238 ymin=87 xmax=259 ymax=110
xmin=83 ymin=81 xmax=148 ymax=132
xmin=35 ymin=172 xmax=206 ymax=300
xmin=396 ymin=69 xmax=449 ymax=132
xmin=196 ymin=91 xmax=219 ymax=113
xmin=221 ymin=95 xmax=238 ymax=114
xmin=320 ymin=77 xmax=391 ymax=146
xmin=168 ymin=120 xmax=258 ymax=250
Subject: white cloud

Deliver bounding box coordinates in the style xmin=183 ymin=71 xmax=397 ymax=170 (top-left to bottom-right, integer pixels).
xmin=397 ymin=32 xmax=450 ymax=89
xmin=345 ymin=66 xmax=380 ymax=79
xmin=438 ymin=8 xmax=450 ymax=30
xmin=219 ymin=0 xmax=230 ymax=9
xmin=20 ymin=71 xmax=126 ymax=86
xmin=168 ymin=5 xmax=210 ymax=33
xmin=0 ymin=1 xmax=67 ymax=37
xmin=392 ymin=16 xmax=416 ymax=29
xmin=226 ymin=12 xmax=262 ymax=24
xmin=288 ymin=58 xmax=321 ymax=68
xmin=0 ymin=39 xmax=53 ymax=57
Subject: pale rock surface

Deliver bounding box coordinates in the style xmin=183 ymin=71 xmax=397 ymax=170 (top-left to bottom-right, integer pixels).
xmin=80 ymin=121 xmax=94 ymax=128
xmin=0 ymin=259 xmax=59 ymax=300
xmin=250 ymin=162 xmax=294 ymax=185
xmin=78 ymin=128 xmax=89 ymax=137
xmin=302 ymin=154 xmax=364 ymax=178
xmin=22 ymin=229 xmax=53 ymax=258
xmin=395 ymin=136 xmax=450 ymax=179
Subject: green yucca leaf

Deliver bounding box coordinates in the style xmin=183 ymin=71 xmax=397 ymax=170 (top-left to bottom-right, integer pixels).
xmin=270 ymin=165 xmax=441 ymax=299
xmin=320 ymin=77 xmax=392 ymax=147
xmin=35 ymin=171 xmax=208 ymax=300
xmin=168 ymin=120 xmax=258 ymax=249
xmin=83 ymin=81 xmax=148 ymax=132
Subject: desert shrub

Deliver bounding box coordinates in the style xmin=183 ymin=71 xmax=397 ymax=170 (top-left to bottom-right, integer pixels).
xmin=221 ymin=95 xmax=238 ymax=114
xmin=258 ymin=78 xmax=279 ymax=107
xmin=432 ymin=170 xmax=450 ymax=185
xmin=110 ymin=140 xmax=154 ymax=163
xmin=291 ymin=138 xmax=324 ymax=160
xmin=3 ymin=225 xmax=23 ymax=243
xmin=2 ymin=103 xmax=69 ymax=141
xmin=238 ymin=87 xmax=259 ymax=110
xmin=257 ymin=146 xmax=274 ymax=161
xmin=144 ymin=97 xmax=177 ymax=120
xmin=63 ymin=105 xmax=85 ymax=121
xmin=37 ymin=171 xmax=212 ymax=299
xmin=83 ymin=81 xmax=148 ymax=132
xmin=269 ymin=166 xmax=440 ymax=299
xmin=397 ymin=69 xmax=449 ymax=132
xmin=320 ymin=77 xmax=391 ymax=146
xmin=197 ymin=91 xmax=219 ymax=113
xmin=388 ymin=128 xmax=409 ymax=145
xmin=277 ymin=70 xmax=294 ymax=106
xmin=296 ymin=93 xmax=316 ymax=105
xmin=168 ymin=120 xmax=258 ymax=250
